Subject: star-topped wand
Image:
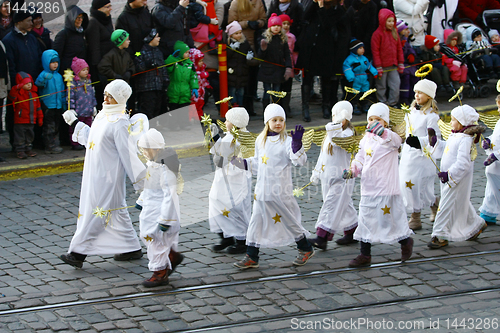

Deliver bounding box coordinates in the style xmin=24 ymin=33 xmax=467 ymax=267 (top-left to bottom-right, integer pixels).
xmin=63 ymin=69 xmax=74 ymax=111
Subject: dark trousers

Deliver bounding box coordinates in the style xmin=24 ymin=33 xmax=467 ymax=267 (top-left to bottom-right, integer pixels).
xmin=43 ymin=108 xmax=62 ymax=149
xmin=138 ymin=90 xmax=164 ymax=119
xmin=360 ymin=238 xmax=410 ymax=256
xmin=13 ymin=123 xmax=35 ymax=152
xmin=243 ymin=65 xmax=259 ymax=115
xmin=262 ymin=82 xmax=281 ymax=111
xmin=247 ymin=234 xmax=312 ymax=262
xmin=6 ymin=103 xmax=14 ymax=149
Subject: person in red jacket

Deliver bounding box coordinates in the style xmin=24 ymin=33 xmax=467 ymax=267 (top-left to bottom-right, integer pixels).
xmin=8 ymin=71 xmax=43 ymax=159
xmin=458 ymin=0 xmax=500 ymax=27
xmin=371 ymin=8 xmax=404 ymax=107
xmin=441 ymin=29 xmax=468 ymax=89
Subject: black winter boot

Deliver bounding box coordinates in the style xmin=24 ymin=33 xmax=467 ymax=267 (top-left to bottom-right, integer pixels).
xmin=227 ymin=239 xmax=247 ymax=254
xmin=212 ymin=233 xmax=235 ymax=252
xmin=301 ymin=85 xmax=311 ymax=122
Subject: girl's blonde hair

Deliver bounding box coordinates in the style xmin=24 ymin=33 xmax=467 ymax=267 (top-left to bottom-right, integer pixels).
xmin=237 ymin=0 xmax=252 ymax=16
xmin=410 ymin=98 xmax=439 ymax=114
xmin=263 ymin=27 xmax=287 ymax=43
xmin=322 ymin=120 xmax=356 ymax=155
xmin=257 ymin=122 xmax=287 ymax=148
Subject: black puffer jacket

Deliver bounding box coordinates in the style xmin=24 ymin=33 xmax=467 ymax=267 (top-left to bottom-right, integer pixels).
xmin=53 ymin=6 xmax=88 ymax=74
xmin=267 ymin=0 xmax=304 ymax=40
xmin=257 ymin=34 xmax=292 ymax=84
xmin=227 ymin=36 xmax=253 ymax=89
xmin=134 ymin=44 xmax=168 ymax=92
xmin=187 ymin=1 xmax=211 ymax=29
xmin=345 ymin=0 xmax=377 ymax=59
xmin=151 ymin=0 xmax=194 ymax=58
xmin=85 ymin=8 xmax=114 ymax=67
xmin=116 ymin=3 xmax=153 ymax=57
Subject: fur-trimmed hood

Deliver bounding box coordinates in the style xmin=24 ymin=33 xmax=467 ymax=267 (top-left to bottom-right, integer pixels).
xmin=444 ymin=29 xmax=463 ymax=45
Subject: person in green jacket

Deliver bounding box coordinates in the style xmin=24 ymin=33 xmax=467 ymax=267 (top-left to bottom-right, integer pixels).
xmin=165 ymin=40 xmax=198 ymax=128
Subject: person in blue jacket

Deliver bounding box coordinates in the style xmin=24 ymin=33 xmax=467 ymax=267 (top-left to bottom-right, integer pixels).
xmin=343 ymin=39 xmax=378 ymax=115
xmin=35 ymin=49 xmax=65 ymax=153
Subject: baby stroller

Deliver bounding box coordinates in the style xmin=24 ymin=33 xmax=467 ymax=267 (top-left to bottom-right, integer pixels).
xmin=483 ymin=10 xmax=500 ymax=33
xmin=454 ymin=22 xmax=492 ymax=98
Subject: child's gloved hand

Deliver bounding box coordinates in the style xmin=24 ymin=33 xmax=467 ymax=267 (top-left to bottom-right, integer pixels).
xmin=407 ymin=54 xmax=415 ymax=64
xmin=62 ymin=109 xmax=78 ymax=126
xmin=291 ymin=124 xmax=304 ymax=141
xmin=210 ymin=18 xmax=218 ymax=25
xmin=438 ymin=171 xmax=449 ymax=183
xmin=45 ymin=72 xmax=53 ymax=80
xmin=231 ymin=155 xmax=246 ymax=169
xmin=397 ymin=64 xmax=405 ymax=74
xmin=482 ymin=138 xmax=492 ymax=149
xmin=452 ymin=60 xmax=461 ymax=67
xmin=428 ymin=128 xmax=437 ymax=147
xmin=135 ymin=203 xmax=143 ymax=210
xmin=158 ymin=223 xmax=170 ymax=232
xmin=366 ymin=121 xmax=384 ymax=137
xmin=37 ymin=118 xmax=43 ymax=127
xmin=246 ymin=50 xmax=254 ymax=60
xmin=192 ymin=89 xmax=199 ymax=98
xmin=229 ymin=41 xmax=240 ymax=49
xmin=484 ymin=153 xmax=498 ymax=166
xmin=405 ymin=135 xmax=421 ymax=149
xmin=247 ymin=20 xmax=260 ymax=30
xmin=310 ymin=174 xmax=319 ymax=185
xmin=284 ymin=68 xmax=293 ymax=80
xmin=342 ymin=169 xmax=353 ymax=179
xmin=260 ymin=39 xmax=268 ymax=51
xmin=376 ymin=67 xmax=383 ymax=78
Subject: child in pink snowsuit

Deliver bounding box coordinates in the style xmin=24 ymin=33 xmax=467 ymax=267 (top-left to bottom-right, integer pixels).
xmin=442 ymin=29 xmax=468 ymax=87
xmin=189 ymin=48 xmax=211 ymax=119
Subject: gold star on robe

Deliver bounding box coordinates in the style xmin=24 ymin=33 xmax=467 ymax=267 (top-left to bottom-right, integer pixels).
xmin=365 ymin=147 xmax=373 ymax=157
xmin=144 ymin=235 xmax=153 ymax=242
xmin=261 ymin=154 xmax=269 ymax=164
xmin=222 ymin=208 xmax=230 ymax=217
xmin=88 ymin=141 xmax=95 ymax=150
xmin=254 ymin=193 xmax=257 ymax=200
xmin=272 ymin=213 xmax=282 ymax=224
xmin=406 ymin=180 xmax=414 ymax=189
xmin=77 ymin=211 xmax=82 ymax=220
xmin=444 ymin=146 xmax=450 ymax=154
xmin=145 ymin=171 xmax=151 ymax=180
xmin=135 ymin=51 xmax=141 ymax=57
xmin=381 ymin=205 xmax=391 ymax=215
xmin=321 ymin=164 xmax=325 ymax=171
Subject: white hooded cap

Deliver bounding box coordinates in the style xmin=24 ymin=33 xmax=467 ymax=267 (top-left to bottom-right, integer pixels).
xmin=414 ymin=79 xmax=437 ymax=99
xmin=367 ymin=102 xmax=390 ymax=125
xmin=451 ymin=104 xmax=479 ymax=127
xmin=331 ymin=101 xmax=353 ymax=123
xmin=138 ymin=128 xmax=165 ymax=149
xmin=104 ymin=79 xmax=132 ymax=105
xmin=264 ymin=104 xmax=286 ymax=124
xmin=225 ymin=107 xmax=249 ymax=130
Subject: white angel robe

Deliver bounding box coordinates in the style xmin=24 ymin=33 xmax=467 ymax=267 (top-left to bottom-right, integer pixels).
xmin=138 ymin=161 xmax=181 ymax=272
xmin=432 ymin=133 xmax=485 ymax=241
xmin=480 ymin=120 xmax=500 ymax=219
xmin=209 ymin=133 xmax=252 ymax=240
xmin=351 ymin=130 xmax=413 ymax=244
xmin=246 ymin=135 xmax=309 ymax=248
xmin=68 ymin=109 xmax=146 ymax=255
xmin=399 ymin=108 xmax=441 ymax=212
xmin=312 ymin=123 xmax=357 ymax=234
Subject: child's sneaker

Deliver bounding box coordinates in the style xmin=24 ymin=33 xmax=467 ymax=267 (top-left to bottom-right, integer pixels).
xmin=26 ymin=150 xmax=37 ymax=157
xmin=467 ymin=223 xmax=487 ymax=241
xmin=292 ymin=248 xmax=315 ymax=266
xmin=348 ymin=254 xmax=371 ymax=267
xmin=427 ymin=236 xmax=448 ymax=249
xmin=234 ymin=255 xmax=259 ymax=269
xmin=142 ymin=269 xmax=169 ymax=288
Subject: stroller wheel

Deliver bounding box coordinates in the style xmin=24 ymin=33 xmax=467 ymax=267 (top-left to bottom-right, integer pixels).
xmin=466 ymin=87 xmax=475 ymax=98
xmin=479 ymin=85 xmax=491 ymax=98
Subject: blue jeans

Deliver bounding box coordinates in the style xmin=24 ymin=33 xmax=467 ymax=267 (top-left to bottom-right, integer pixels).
xmin=228 ymin=86 xmax=244 ymax=106
xmin=479 ymin=54 xmax=500 ymax=69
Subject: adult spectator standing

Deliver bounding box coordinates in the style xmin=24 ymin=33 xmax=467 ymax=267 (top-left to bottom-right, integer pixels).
xmin=151 ymin=0 xmax=194 ymax=58
xmin=86 ymin=0 xmax=114 ymax=110
xmin=346 ymin=0 xmax=378 ymax=60
xmin=427 ymin=0 xmax=458 ymax=42
xmin=0 ymin=0 xmax=13 ymax=40
xmin=116 ymin=0 xmax=153 ymax=57
xmin=458 ymin=0 xmax=500 ymax=28
xmin=394 ymin=0 xmax=429 ymax=47
xmin=3 ymin=7 xmax=42 ymax=149
xmin=267 ymin=0 xmax=303 ymax=38
xmin=30 ymin=11 xmax=51 ymax=51
xmin=296 ymin=0 xmax=352 ymax=121
xmin=228 ymin=0 xmax=267 ymax=116
xmin=53 ymin=6 xmax=88 ymax=75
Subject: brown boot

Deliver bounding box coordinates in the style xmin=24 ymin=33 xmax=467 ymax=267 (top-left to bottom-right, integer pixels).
xmin=429 ymin=197 xmax=440 ymax=222
xmin=142 ymin=269 xmax=169 ymax=288
xmin=168 ymin=250 xmax=184 ymax=276
xmin=348 ymin=254 xmax=371 ymax=268
xmin=408 ymin=212 xmax=422 ymax=231
xmin=401 ymin=237 xmax=414 ymax=262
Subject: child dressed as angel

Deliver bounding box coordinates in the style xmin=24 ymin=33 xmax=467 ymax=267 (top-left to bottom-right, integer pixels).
xmin=479 ymin=95 xmax=500 ymax=225
xmin=399 ymin=79 xmax=441 ymax=231
xmin=308 ymin=101 xmax=358 ymax=250
xmin=343 ymin=103 xmax=414 ymax=268
xmin=426 ymin=105 xmax=486 ymax=249
xmin=232 ymin=104 xmax=315 ymax=269
xmin=137 ymin=128 xmax=184 ymax=288
xmin=207 ymin=107 xmax=252 ymax=254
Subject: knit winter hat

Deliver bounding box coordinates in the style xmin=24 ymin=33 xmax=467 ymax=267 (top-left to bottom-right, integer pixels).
xmin=13 ymin=6 xmax=34 ymax=23
xmin=92 ymin=0 xmax=111 ymax=10
xmin=138 ymin=129 xmax=165 ymax=149
xmin=111 ymin=29 xmax=129 ymax=47
xmin=414 ymin=79 xmax=437 ymax=99
xmin=143 ymin=28 xmax=158 ymax=44
xmin=331 ymin=101 xmax=353 ymax=123
xmin=268 ymin=13 xmax=282 ymax=27
xmin=173 ymin=40 xmax=190 ymax=57
xmin=104 ymin=79 xmax=132 ymax=105
xmin=396 ymin=20 xmax=408 ymax=34
xmin=367 ymin=103 xmax=390 ymax=125
xmin=71 ymin=57 xmax=89 ymax=79
xmin=424 ymin=35 xmax=440 ymax=49
xmin=264 ymin=104 xmax=286 ymax=124
xmin=471 ymin=29 xmax=482 ymax=40
xmin=349 ymin=39 xmax=364 ymax=53
xmin=278 ymin=14 xmax=292 ymax=24
xmin=451 ymin=104 xmax=479 ymax=127
xmin=489 ymin=29 xmax=500 ymax=39
xmin=226 ymin=107 xmax=249 ymax=130
xmin=226 ymin=21 xmax=242 ymax=37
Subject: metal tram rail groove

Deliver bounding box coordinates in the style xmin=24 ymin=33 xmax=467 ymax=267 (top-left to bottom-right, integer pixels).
xmin=1 ymin=249 xmax=499 ymax=317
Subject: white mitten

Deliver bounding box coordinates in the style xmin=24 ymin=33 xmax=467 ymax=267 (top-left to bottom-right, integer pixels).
xmin=246 ymin=50 xmax=254 ymax=60
xmin=310 ymin=174 xmax=319 ymax=185
xmin=63 ymin=109 xmax=78 ymax=125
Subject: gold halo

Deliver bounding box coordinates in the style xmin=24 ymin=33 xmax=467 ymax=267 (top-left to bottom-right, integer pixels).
xmin=415 ymin=64 xmax=433 ymax=78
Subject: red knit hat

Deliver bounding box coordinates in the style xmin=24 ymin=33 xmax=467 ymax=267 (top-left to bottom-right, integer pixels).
xmin=424 ymin=35 xmax=440 ymax=49
xmin=268 ymin=13 xmax=282 ymax=27
xmin=278 ymin=14 xmax=292 ymax=24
